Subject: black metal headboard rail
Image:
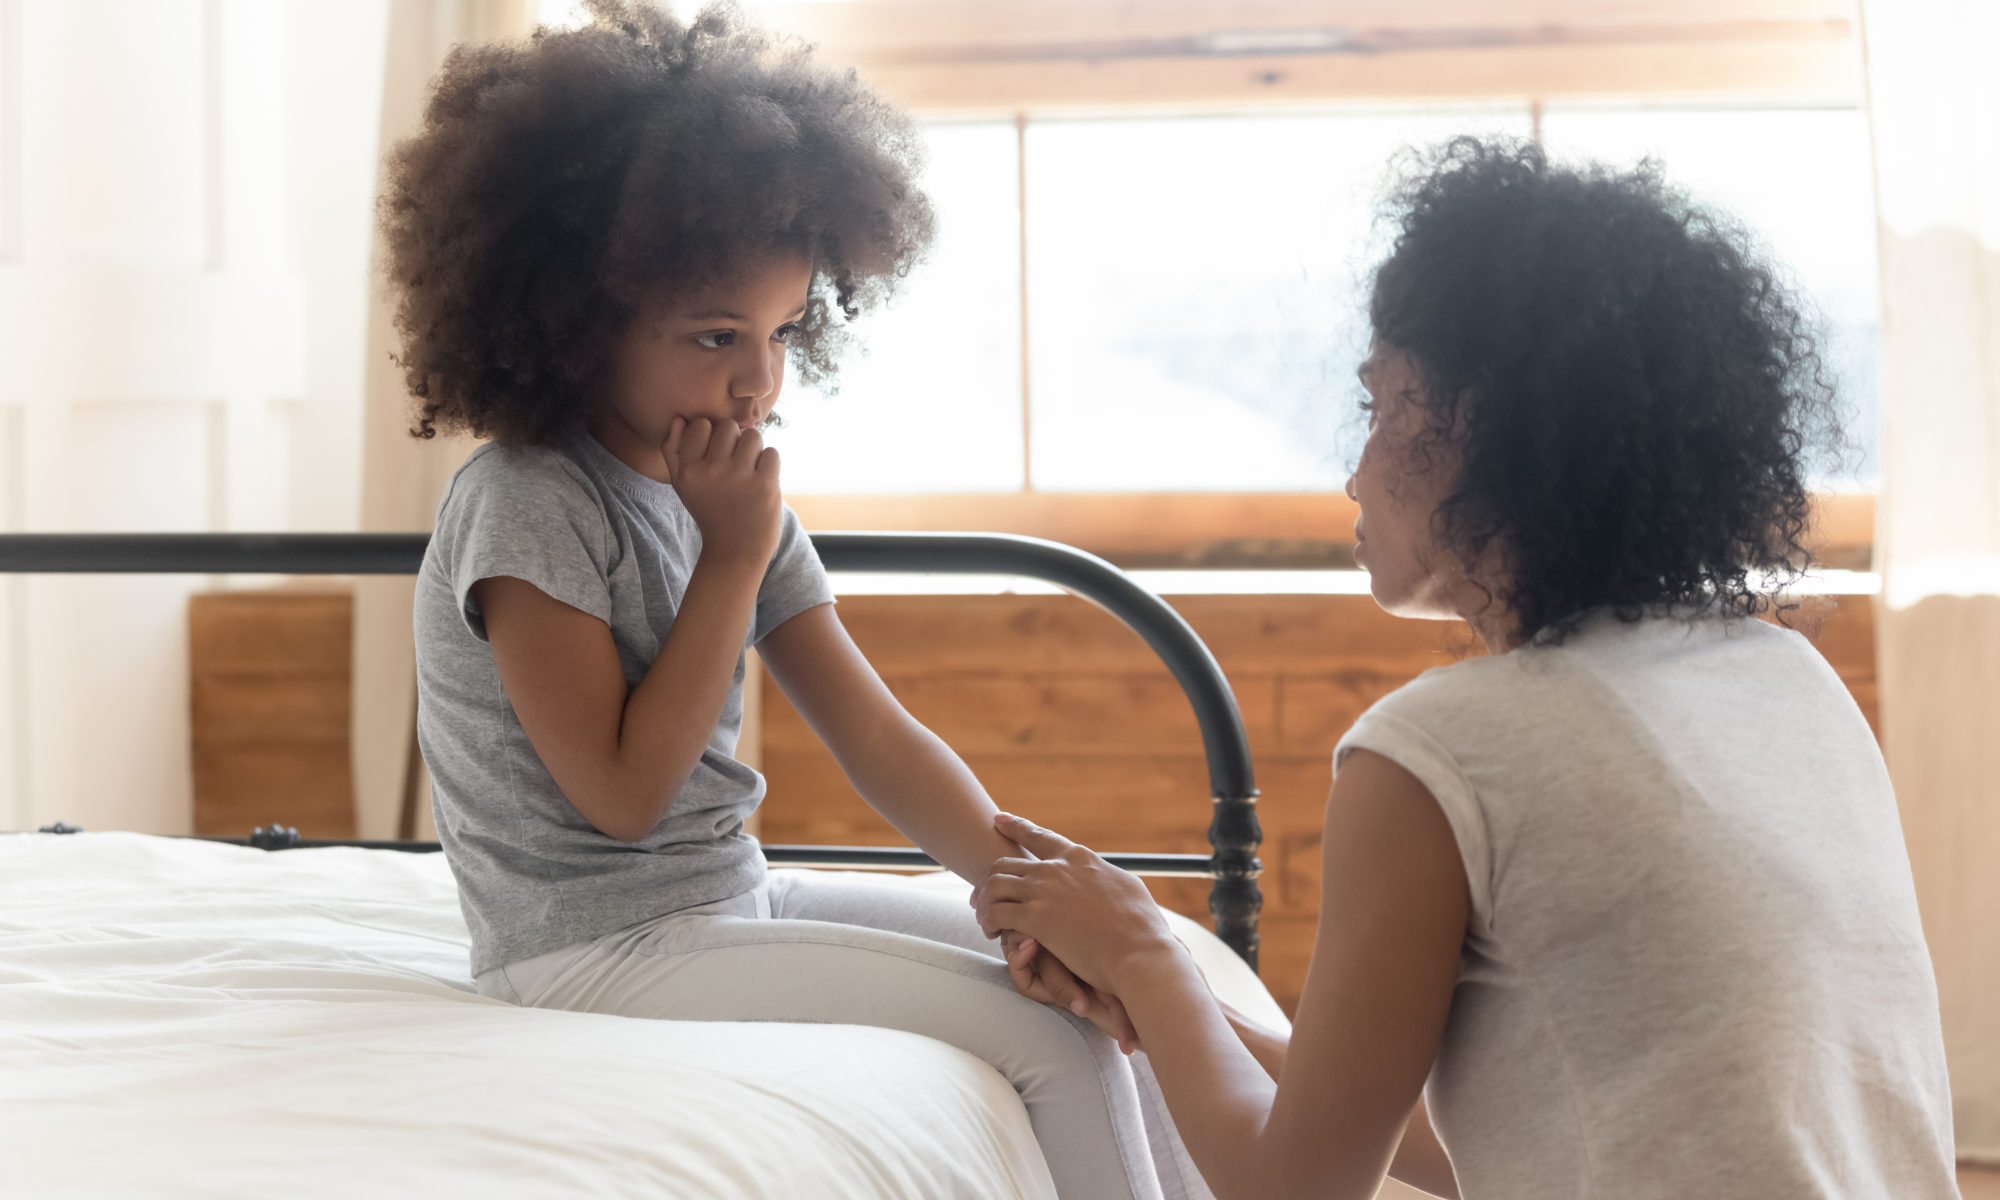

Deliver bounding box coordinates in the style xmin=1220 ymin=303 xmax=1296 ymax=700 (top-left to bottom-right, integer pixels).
xmin=0 ymin=531 xmax=1264 ymax=968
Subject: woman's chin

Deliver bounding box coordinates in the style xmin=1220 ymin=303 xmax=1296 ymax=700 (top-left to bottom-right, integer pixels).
xmin=1367 ymin=580 xmax=1401 ymax=615
xmin=1368 ymin=576 xmax=1453 ymax=623
xmin=1364 ymin=575 xmax=1407 ymax=617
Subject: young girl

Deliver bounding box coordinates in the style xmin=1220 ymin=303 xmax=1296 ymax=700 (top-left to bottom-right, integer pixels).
xmin=387 ymin=4 xmax=1207 ymax=1198
xmin=973 ymin=139 xmax=1960 ymax=1199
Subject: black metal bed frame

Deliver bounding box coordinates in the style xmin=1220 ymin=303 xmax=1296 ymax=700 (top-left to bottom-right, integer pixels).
xmin=0 ymin=531 xmax=1263 ymax=969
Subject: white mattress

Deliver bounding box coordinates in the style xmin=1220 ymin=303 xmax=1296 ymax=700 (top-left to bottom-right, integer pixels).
xmin=0 ymin=832 xmax=1284 ymax=1199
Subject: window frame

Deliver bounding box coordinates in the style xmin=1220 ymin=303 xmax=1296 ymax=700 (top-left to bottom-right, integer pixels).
xmin=790 ymin=491 xmax=1875 ymax=572
xmin=767 ymin=0 xmax=1874 ymax=563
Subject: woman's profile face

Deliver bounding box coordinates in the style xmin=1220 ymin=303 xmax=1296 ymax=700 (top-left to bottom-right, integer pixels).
xmin=1345 ymin=345 xmax=1472 ymax=624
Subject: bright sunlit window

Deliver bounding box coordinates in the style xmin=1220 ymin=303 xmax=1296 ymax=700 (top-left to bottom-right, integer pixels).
xmin=776 ymin=121 xmax=1025 ymax=494
xmin=1023 ymin=107 xmax=1530 ymax=492
xmin=766 ymin=103 xmax=1883 ymax=495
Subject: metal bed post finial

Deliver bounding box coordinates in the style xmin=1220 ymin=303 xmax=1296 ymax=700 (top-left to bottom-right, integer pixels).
xmin=0 ymin=531 xmax=1263 ymax=971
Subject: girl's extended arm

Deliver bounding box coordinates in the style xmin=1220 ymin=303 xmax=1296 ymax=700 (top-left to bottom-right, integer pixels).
xmin=756 ymin=603 xmax=1139 ymax=1043
xmin=475 ymin=417 xmax=782 ymax=844
xmin=973 ymin=749 xmax=1468 ymax=1200
xmin=755 ymin=603 xmax=1018 ymax=883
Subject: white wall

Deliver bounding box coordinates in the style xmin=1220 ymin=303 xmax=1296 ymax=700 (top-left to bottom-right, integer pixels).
xmin=0 ymin=0 xmax=390 ymax=834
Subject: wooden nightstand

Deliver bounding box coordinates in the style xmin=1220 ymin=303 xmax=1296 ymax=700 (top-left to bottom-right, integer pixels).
xmin=188 ymin=585 xmax=356 ymax=838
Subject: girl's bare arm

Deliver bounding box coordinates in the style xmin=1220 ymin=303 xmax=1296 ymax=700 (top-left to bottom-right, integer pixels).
xmin=475 ymin=416 xmax=782 ymax=844
xmin=474 ymin=549 xmax=766 ymax=843
xmin=755 ymin=602 xmax=1018 ymax=883
xmin=757 ymin=603 xmax=1142 ymax=1038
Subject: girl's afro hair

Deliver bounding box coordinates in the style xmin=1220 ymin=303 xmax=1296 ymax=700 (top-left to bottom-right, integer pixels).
xmin=379 ymin=0 xmax=935 ymax=446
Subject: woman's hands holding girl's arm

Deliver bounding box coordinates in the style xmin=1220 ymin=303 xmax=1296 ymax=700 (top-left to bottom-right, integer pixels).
xmin=972 ymin=749 xmax=1468 ymax=1200
xmin=973 ymin=814 xmax=1183 ymax=991
xmin=476 ymin=417 xmax=778 ymax=843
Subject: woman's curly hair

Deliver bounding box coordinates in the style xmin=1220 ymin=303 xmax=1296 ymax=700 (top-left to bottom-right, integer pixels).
xmin=379 ymin=0 xmax=935 ymax=446
xmin=1367 ymin=136 xmax=1845 ymax=643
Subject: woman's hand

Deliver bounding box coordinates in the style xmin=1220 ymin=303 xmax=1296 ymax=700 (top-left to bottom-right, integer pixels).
xmin=999 ymin=928 xmax=1142 ymax=1054
xmin=972 ymin=812 xmax=1183 ymax=1001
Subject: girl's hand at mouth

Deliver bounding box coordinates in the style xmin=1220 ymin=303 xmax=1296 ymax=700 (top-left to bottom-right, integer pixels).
xmin=662 ymin=415 xmax=782 ymax=570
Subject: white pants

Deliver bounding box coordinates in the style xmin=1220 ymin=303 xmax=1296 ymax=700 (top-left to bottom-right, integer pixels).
xmin=475 ymin=869 xmax=1212 ymax=1200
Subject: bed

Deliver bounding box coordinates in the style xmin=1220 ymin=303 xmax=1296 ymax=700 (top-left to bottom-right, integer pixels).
xmin=0 ymin=531 xmax=1275 ymax=1197
xmin=0 ymin=833 xmax=1284 ymax=1198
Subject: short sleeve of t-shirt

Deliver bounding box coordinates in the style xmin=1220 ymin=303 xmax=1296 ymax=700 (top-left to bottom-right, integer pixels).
xmin=753 ymin=504 xmax=836 ymax=643
xmin=1335 ymin=672 xmax=1500 ymax=933
xmin=434 ymin=450 xmax=617 ymax=643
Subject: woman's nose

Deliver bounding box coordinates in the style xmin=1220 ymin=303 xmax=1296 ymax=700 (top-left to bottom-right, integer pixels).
xmin=1344 ymin=472 xmax=1359 ymax=501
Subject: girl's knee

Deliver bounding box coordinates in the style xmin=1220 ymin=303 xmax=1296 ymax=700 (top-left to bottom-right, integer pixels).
xmin=990 ymin=993 xmax=1128 ymax=1084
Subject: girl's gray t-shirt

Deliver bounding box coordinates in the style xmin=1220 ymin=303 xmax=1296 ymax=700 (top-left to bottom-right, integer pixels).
xmin=414 ymin=430 xmax=834 ymax=977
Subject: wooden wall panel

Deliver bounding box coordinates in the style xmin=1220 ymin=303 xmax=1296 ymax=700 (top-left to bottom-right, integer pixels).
xmin=764 ymin=671 xmax=1282 ymax=757
xmin=1792 ymin=596 xmax=1877 ymax=732
xmin=760 ymin=591 xmax=1879 ymax=1016
xmin=791 ymin=491 xmax=1875 ymax=571
xmin=188 ymin=588 xmax=355 ymax=839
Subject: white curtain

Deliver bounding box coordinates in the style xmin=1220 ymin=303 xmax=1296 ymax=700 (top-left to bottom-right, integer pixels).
xmin=0 ymin=0 xmax=388 ymax=836
xmin=350 ymin=0 xmax=535 ymax=841
xmin=1862 ymin=0 xmax=2000 ymax=1160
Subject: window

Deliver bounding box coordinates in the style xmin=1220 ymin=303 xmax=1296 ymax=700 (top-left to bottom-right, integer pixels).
xmin=766 ymin=104 xmax=1883 ymax=494
xmin=1025 ymin=107 xmax=1529 ymax=491
xmin=776 ymin=121 xmax=1025 ymax=494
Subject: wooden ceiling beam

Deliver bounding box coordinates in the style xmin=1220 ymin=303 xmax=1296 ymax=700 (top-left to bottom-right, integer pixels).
xmin=750 ymin=1 xmax=1859 ymax=111
xmin=842 ymin=38 xmax=1861 ymax=113
xmin=755 ymin=1 xmax=1856 ymax=57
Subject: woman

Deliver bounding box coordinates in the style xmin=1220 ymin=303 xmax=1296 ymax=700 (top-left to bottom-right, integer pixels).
xmin=973 ymin=138 xmax=1958 ymax=1199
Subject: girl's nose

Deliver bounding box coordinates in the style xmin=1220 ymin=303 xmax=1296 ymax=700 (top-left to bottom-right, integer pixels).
xmin=1344 ymin=472 xmax=1359 ymax=501
xmin=732 ymin=347 xmax=778 ymax=401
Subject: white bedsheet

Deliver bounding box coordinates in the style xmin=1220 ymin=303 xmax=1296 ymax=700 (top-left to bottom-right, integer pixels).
xmin=0 ymin=832 xmax=1284 ymax=1199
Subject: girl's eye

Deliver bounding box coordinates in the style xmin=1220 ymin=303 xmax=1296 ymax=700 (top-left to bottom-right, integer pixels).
xmin=772 ymin=323 xmax=801 ymax=344
xmin=695 ymin=331 xmax=736 ymax=350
